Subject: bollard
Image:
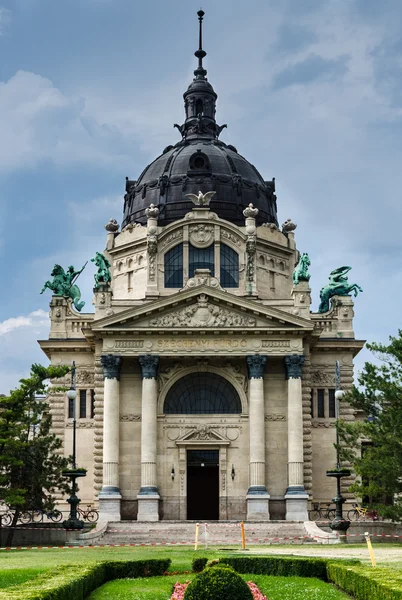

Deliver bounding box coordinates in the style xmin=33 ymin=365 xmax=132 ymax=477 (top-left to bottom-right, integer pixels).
xmin=194 ymin=522 xmax=199 ymax=551
xmin=364 ymin=532 xmax=376 ymax=567
xmin=241 ymin=521 xmax=246 ymax=550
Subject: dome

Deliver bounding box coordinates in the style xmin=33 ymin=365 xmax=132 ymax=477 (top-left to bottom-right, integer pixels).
xmin=122 ymin=10 xmax=278 ymax=229
xmin=123 ymin=140 xmax=277 ymax=227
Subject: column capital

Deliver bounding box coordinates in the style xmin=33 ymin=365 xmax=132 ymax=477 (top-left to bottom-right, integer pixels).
xmin=284 ymin=354 xmax=304 ymax=379
xmin=101 ymin=354 xmax=123 ymax=380
xmin=247 ymin=355 xmax=268 ymax=379
xmin=139 ymin=354 xmax=160 ymax=379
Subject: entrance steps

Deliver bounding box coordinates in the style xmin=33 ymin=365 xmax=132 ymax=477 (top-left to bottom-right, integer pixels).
xmin=85 ymin=520 xmax=334 ymax=546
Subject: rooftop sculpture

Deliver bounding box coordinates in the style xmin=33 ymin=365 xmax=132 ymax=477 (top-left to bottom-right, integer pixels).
xmin=319 ymin=266 xmax=362 ymax=313
xmin=40 ymin=263 xmax=86 ymax=312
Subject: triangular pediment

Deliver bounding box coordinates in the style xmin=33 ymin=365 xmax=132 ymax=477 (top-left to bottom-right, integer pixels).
xmin=175 ymin=426 xmax=231 ymax=446
xmin=91 ymin=286 xmax=313 ymax=332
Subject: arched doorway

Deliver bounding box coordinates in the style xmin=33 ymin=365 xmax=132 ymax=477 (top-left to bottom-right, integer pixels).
xmin=164 ymin=372 xmax=242 ymax=520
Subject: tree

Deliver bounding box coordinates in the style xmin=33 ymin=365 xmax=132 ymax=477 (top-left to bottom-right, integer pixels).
xmin=338 ymin=331 xmax=402 ymax=520
xmin=0 ymin=364 xmax=71 ymax=544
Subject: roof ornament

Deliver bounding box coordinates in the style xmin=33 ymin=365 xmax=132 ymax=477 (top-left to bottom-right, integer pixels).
xmin=185 ymin=190 xmax=216 ymax=206
xmin=194 ymin=9 xmax=207 ymax=79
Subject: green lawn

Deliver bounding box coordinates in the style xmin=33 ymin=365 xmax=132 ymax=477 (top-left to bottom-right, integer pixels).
xmin=89 ymin=573 xmax=351 ymax=600
xmin=0 ymin=568 xmax=44 ymax=589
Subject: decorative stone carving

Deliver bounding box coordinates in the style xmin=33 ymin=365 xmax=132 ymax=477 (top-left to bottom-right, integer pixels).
xmin=282 ymin=218 xmax=297 ymax=234
xmin=243 ymin=203 xmax=259 ymax=219
xmin=147 ymin=238 xmax=158 ymax=282
xmin=120 ymin=414 xmax=141 ymax=421
xmin=247 ymin=355 xmax=268 ymax=379
xmin=150 ymin=295 xmax=256 ymax=328
xmin=105 ymin=218 xmax=119 ymax=232
xmin=66 ymin=422 xmax=95 ymax=428
xmin=189 ymin=224 xmax=214 ymax=247
xmin=145 ymin=204 xmax=160 ymax=219
xmin=284 ymin=355 xmax=305 ymax=379
xmin=101 ymin=355 xmax=122 ymax=380
xmin=158 ymin=363 xmax=185 ymax=390
xmin=223 ymin=362 xmax=247 ymax=392
xmin=312 ymin=421 xmax=336 ymax=428
xmin=175 ymin=426 xmax=231 ymax=446
xmin=245 ymin=238 xmax=256 ymax=283
xmin=185 ymin=190 xmax=216 ymax=206
xmin=310 ymin=370 xmax=336 ymax=385
xmin=160 ymin=231 xmax=183 ymax=248
xmin=183 ymin=269 xmax=222 ymax=290
xmin=139 ymin=354 xmax=160 ymax=379
xmin=221 ymin=229 xmax=242 ymax=247
xmin=76 ymin=370 xmax=94 ymax=385
xmin=265 ymin=414 xmax=286 ymax=421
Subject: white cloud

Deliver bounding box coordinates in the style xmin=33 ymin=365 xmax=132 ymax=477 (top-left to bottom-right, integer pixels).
xmin=0 ymin=309 xmax=48 ymax=336
xmin=0 ymin=70 xmax=134 ymax=172
xmin=0 ymin=7 xmax=11 ymax=36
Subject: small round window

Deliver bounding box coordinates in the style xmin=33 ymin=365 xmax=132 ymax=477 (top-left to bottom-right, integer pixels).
xmin=189 ymin=151 xmax=210 ymax=171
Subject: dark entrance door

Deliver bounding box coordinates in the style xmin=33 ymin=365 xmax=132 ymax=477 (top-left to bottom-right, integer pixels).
xmin=187 ymin=450 xmax=219 ymax=520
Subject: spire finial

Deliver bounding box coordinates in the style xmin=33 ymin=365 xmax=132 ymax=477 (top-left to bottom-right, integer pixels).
xmin=194 ymin=9 xmax=207 ymax=78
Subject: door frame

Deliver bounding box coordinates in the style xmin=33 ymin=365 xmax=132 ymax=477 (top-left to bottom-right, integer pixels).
xmin=177 ymin=445 xmax=228 ymax=520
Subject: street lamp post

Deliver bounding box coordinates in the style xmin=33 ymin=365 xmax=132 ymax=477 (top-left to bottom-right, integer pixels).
xmin=326 ymin=360 xmax=351 ymax=536
xmin=63 ymin=361 xmax=86 ymax=530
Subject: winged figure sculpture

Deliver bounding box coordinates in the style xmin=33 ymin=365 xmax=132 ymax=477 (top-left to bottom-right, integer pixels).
xmin=185 ymin=190 xmax=216 ymax=207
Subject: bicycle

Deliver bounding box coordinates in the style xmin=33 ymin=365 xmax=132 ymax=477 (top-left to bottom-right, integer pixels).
xmin=77 ymin=504 xmax=99 ymax=523
xmin=0 ymin=513 xmax=12 ymax=527
xmin=347 ymin=504 xmax=379 ymax=521
xmin=19 ymin=509 xmax=63 ymax=524
xmin=308 ymin=502 xmax=336 ymax=521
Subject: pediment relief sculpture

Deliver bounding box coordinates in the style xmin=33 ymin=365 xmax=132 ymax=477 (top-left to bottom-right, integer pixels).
xmin=175 ymin=425 xmax=231 ymax=446
xmin=149 ymin=294 xmax=256 ymax=328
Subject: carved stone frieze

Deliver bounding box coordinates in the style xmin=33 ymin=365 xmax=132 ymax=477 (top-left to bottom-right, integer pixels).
xmin=66 ymin=422 xmax=95 ymax=428
xmin=150 ymin=294 xmax=256 ymax=328
xmin=311 ymin=370 xmax=336 ymax=385
xmin=311 ymin=421 xmax=336 ymax=428
xmin=182 ymin=270 xmax=223 ymax=291
xmin=160 ymin=230 xmax=183 ymax=249
xmin=76 ymin=369 xmax=94 ymax=385
xmin=120 ymin=414 xmax=141 ymax=421
xmin=265 ymin=414 xmax=286 ymax=421
xmin=189 ymin=224 xmax=214 ymax=248
xmin=221 ymin=229 xmax=242 ymax=247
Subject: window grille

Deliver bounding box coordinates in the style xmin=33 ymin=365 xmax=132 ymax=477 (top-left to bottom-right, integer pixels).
xmin=79 ymin=389 xmax=87 ymax=419
xmin=164 ymin=243 xmax=183 ymax=288
xmin=189 ymin=244 xmax=214 ymax=278
xmin=68 ymin=397 xmax=74 ymax=419
xmin=164 ymin=373 xmax=241 ymax=414
xmin=317 ymin=389 xmax=325 ymax=418
xmin=220 ymin=243 xmax=239 ymax=287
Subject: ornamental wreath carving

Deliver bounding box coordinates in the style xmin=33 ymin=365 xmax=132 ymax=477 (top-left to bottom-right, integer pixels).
xmin=311 ymin=370 xmax=336 ymax=385
xmin=149 ymin=294 xmax=256 ymax=328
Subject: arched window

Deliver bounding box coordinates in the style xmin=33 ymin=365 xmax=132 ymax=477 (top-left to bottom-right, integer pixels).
xmin=164 ymin=243 xmax=183 ymax=288
xmin=189 ymin=244 xmax=214 ymax=278
xmin=195 ymin=99 xmax=203 ymax=115
xmin=220 ymin=243 xmax=239 ymax=288
xmin=164 ymin=373 xmax=242 ymax=414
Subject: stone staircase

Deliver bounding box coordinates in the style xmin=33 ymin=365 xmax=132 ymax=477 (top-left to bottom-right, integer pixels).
xmin=84 ymin=520 xmax=335 ymax=546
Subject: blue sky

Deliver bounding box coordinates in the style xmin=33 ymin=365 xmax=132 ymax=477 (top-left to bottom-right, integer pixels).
xmin=1 ymin=0 xmax=401 ymax=392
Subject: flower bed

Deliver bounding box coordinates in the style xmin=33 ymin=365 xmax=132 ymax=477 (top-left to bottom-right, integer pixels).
xmin=170 ymin=580 xmax=267 ymax=600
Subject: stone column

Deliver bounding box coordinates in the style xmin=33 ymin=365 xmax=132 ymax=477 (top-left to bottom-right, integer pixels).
xmin=137 ymin=354 xmax=160 ymax=521
xmin=98 ymin=354 xmax=123 ymax=521
xmin=284 ymin=354 xmax=308 ymax=520
xmin=246 ymin=355 xmax=270 ymax=520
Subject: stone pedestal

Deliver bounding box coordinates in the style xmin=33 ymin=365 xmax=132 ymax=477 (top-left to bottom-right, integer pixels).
xmin=284 ymin=354 xmax=308 ymax=521
xmin=99 ymin=355 xmax=122 ymax=521
xmin=137 ymin=355 xmax=160 ymax=521
xmin=246 ymin=355 xmax=270 ymax=520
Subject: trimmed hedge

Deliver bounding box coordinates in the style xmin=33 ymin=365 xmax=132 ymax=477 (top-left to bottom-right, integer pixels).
xmin=328 ymin=563 xmax=402 ymax=600
xmin=220 ymin=555 xmax=358 ymax=580
xmin=220 ymin=555 xmax=402 ymax=600
xmin=0 ymin=559 xmax=170 ymax=600
xmin=192 ymin=557 xmax=209 ymax=573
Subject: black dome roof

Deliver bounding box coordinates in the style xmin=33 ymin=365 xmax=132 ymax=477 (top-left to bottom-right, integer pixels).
xmin=122 ymin=11 xmax=278 ymax=229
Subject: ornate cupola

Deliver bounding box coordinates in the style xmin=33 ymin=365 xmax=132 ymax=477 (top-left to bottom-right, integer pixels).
xmin=175 ymin=10 xmax=226 ymax=141
xmin=122 ymin=10 xmax=278 ymax=229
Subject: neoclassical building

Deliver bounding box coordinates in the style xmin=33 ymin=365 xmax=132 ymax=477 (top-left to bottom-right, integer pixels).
xmin=39 ymin=11 xmax=363 ymax=523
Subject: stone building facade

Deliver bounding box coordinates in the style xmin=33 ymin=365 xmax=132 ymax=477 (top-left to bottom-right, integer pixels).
xmin=38 ymin=11 xmax=364 ymax=523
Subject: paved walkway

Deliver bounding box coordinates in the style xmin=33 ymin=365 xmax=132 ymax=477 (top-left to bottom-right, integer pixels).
xmin=243 ymin=544 xmax=402 ymax=565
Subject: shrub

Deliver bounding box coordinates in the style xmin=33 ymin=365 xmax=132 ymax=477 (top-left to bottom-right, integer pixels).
xmin=0 ymin=558 xmax=171 ymax=600
xmin=327 ymin=563 xmax=402 ymax=600
xmin=192 ymin=557 xmax=208 ymax=572
xmin=184 ymin=565 xmax=253 ymax=600
xmin=220 ymin=556 xmax=332 ymax=580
